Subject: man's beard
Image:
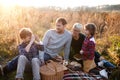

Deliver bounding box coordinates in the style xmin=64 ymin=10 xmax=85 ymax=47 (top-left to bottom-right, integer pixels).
xmin=56 ymin=28 xmax=64 ymax=34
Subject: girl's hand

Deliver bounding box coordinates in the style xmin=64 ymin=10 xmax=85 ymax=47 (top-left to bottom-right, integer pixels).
xmin=80 ymin=50 xmax=84 ymax=54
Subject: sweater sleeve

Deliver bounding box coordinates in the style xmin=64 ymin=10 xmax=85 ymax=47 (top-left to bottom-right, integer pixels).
xmin=42 ymin=30 xmax=50 ymax=48
xmin=64 ymin=35 xmax=72 ymax=61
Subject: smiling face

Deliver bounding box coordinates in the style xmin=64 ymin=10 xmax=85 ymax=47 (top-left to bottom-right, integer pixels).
xmin=55 ymin=21 xmax=65 ymax=34
xmin=55 ymin=17 xmax=67 ymax=34
xmin=84 ymin=23 xmax=96 ymax=37
xmin=84 ymin=28 xmax=90 ymax=36
xmin=72 ymin=27 xmax=80 ymax=37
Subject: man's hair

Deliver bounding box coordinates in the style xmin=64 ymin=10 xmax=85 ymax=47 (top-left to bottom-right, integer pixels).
xmin=19 ymin=28 xmax=32 ymax=39
xmin=56 ymin=17 xmax=67 ymax=25
xmin=85 ymin=23 xmax=96 ymax=36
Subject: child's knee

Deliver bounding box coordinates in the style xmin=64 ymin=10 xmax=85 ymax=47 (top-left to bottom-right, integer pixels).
xmin=32 ymin=58 xmax=39 ymax=63
xmin=19 ymin=55 xmax=27 ymax=60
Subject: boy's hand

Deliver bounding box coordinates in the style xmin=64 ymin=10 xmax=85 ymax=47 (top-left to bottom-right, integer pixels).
xmin=35 ymin=35 xmax=40 ymax=42
xmin=25 ymin=34 xmax=35 ymax=52
xmin=80 ymin=50 xmax=83 ymax=54
xmin=30 ymin=34 xmax=35 ymax=43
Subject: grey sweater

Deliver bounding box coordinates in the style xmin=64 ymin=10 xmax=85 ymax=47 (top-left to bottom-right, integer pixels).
xmin=43 ymin=29 xmax=72 ymax=60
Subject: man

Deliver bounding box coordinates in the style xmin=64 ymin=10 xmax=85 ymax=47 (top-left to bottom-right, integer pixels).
xmin=43 ymin=17 xmax=72 ymax=64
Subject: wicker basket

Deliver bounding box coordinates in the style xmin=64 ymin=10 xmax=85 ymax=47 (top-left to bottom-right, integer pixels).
xmin=40 ymin=60 xmax=67 ymax=80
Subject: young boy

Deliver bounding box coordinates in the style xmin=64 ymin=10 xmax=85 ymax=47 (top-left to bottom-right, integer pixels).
xmin=80 ymin=23 xmax=96 ymax=72
xmin=15 ymin=28 xmax=44 ymax=80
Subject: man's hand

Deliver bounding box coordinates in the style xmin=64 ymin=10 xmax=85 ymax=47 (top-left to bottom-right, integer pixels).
xmin=54 ymin=55 xmax=63 ymax=62
xmin=63 ymin=60 xmax=68 ymax=66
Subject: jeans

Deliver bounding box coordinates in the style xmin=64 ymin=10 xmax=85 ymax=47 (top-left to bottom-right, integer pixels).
xmin=15 ymin=55 xmax=40 ymax=80
xmin=102 ymin=60 xmax=116 ymax=68
xmin=4 ymin=53 xmax=52 ymax=74
xmin=15 ymin=53 xmax=52 ymax=80
xmin=3 ymin=56 xmax=19 ymax=75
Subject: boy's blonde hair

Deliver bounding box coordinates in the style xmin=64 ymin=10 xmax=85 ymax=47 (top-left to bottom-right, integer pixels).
xmin=19 ymin=28 xmax=32 ymax=39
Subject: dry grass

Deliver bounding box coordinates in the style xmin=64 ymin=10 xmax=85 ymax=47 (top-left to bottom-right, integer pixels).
xmin=0 ymin=6 xmax=120 ymax=65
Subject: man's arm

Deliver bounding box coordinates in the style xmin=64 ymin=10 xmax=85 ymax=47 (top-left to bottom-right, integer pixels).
xmin=42 ymin=30 xmax=50 ymax=48
xmin=64 ymin=35 xmax=72 ymax=61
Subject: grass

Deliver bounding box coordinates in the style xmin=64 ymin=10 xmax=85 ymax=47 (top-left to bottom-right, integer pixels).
xmin=0 ymin=72 xmax=33 ymax=80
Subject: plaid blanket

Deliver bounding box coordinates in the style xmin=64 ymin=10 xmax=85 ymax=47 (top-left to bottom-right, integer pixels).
xmin=63 ymin=71 xmax=107 ymax=80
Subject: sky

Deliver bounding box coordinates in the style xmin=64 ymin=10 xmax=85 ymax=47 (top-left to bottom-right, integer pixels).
xmin=0 ymin=0 xmax=120 ymax=8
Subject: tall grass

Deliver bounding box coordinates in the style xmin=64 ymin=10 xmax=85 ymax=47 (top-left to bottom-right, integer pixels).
xmin=0 ymin=6 xmax=120 ymax=65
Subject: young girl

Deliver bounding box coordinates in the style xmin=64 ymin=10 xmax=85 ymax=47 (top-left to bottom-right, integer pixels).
xmin=80 ymin=23 xmax=96 ymax=72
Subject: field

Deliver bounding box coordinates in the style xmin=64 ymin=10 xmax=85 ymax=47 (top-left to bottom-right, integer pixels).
xmin=0 ymin=6 xmax=120 ymax=79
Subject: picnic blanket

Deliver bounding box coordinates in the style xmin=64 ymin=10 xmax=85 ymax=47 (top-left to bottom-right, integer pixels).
xmin=63 ymin=71 xmax=107 ymax=80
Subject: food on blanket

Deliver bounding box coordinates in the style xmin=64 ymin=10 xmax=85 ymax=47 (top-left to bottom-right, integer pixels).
xmin=70 ymin=61 xmax=82 ymax=67
xmin=73 ymin=54 xmax=82 ymax=61
xmin=67 ymin=61 xmax=82 ymax=71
